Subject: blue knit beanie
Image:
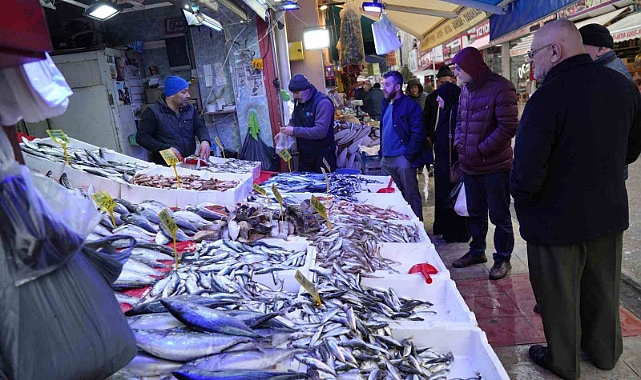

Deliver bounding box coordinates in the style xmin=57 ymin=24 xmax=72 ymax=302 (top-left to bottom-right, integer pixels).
xmin=164 ymin=76 xmax=189 ymax=97
xmin=288 ymin=74 xmax=311 ymax=92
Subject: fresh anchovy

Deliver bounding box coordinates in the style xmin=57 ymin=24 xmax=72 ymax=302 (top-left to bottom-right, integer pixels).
xmin=172 ymin=369 xmax=309 ymax=380
xmin=328 ymin=200 xmax=410 ymax=221
xmin=133 ymin=329 xmax=254 ymax=362
xmin=181 ymin=348 xmax=305 ymax=371
xmin=161 ymin=299 xmax=261 ymax=338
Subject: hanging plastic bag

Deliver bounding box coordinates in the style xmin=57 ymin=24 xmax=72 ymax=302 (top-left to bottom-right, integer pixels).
xmin=274 ymin=132 xmax=296 ymax=155
xmin=445 ymin=179 xmax=463 ymax=210
xmin=0 ymin=130 xmax=100 ymax=286
xmin=372 ymin=14 xmax=402 ymax=55
xmin=446 ymin=179 xmax=469 ymax=217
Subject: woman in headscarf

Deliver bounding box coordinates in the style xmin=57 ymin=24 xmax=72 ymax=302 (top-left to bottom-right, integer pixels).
xmin=432 ymin=82 xmax=470 ymax=243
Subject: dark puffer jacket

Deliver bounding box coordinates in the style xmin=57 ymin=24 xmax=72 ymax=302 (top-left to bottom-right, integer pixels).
xmin=454 ymin=68 xmax=518 ymax=175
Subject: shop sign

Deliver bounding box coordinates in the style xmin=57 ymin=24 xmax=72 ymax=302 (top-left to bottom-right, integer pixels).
xmin=432 ymin=45 xmax=444 ymax=63
xmin=442 ymin=38 xmax=461 ymax=61
xmin=557 ymin=0 xmax=621 ymax=20
xmin=420 ymin=8 xmax=486 ymax=51
xmin=417 ymin=50 xmax=433 ymax=71
xmin=408 ymin=48 xmax=418 ymax=73
xmin=612 ymin=27 xmax=641 ymax=43
xmin=476 ymin=20 xmax=490 ymax=39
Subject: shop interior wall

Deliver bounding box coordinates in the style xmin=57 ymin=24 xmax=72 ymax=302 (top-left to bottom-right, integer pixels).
xmin=286 ymin=0 xmax=326 ymax=92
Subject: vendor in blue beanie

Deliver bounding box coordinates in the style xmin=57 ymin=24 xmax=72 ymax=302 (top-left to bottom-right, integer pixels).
xmin=137 ymin=76 xmax=211 ymax=164
xmin=280 ymin=73 xmax=336 ymax=172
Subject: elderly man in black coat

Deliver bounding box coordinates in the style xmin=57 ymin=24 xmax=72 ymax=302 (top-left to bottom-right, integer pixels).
xmin=512 ymin=20 xmax=641 ymax=380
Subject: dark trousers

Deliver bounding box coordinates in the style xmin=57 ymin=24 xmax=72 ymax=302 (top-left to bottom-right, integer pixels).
xmin=464 ymin=171 xmax=514 ymax=261
xmin=382 ymin=155 xmax=423 ymax=221
xmin=298 ymin=151 xmax=337 ymax=173
xmin=527 ymin=233 xmax=623 ymax=380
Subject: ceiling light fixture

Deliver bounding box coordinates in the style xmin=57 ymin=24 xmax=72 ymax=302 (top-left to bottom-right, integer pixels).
xmin=362 ymin=0 xmax=383 ymax=13
xmin=303 ymin=27 xmax=330 ymax=49
xmin=84 ymin=0 xmax=121 ymax=21
xmin=201 ymin=13 xmax=223 ymax=31
xmin=272 ymin=1 xmax=300 ymax=11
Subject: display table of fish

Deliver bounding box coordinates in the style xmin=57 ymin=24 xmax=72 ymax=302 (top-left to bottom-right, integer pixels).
xmin=258 ymin=173 xmax=383 ymax=201
xmin=181 ymin=155 xmax=261 ymax=176
xmin=131 ymin=173 xmax=239 ymax=191
xmin=327 ymin=200 xmax=411 ymax=221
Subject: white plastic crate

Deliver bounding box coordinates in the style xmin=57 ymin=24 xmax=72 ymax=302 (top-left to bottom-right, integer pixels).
xmin=360 ymin=276 xmax=475 ymax=326
xmin=63 ymin=165 xmax=121 ymax=198
xmin=391 ymin=325 xmax=509 ymax=379
xmin=374 ymin=242 xmax=448 ymax=280
xmin=209 ymin=157 xmax=262 ymax=181
xmin=123 ymin=166 xmax=251 ymax=208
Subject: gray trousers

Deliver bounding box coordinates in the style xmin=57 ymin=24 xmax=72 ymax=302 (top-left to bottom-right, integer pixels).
xmin=528 ymin=233 xmax=623 ymax=380
xmin=382 ymin=155 xmax=422 ymax=221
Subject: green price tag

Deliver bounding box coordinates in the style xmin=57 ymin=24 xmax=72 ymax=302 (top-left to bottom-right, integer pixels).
xmin=253 ymin=183 xmax=271 ymax=204
xmin=46 ymin=129 xmax=70 ymax=144
xmin=159 ymin=209 xmax=180 ymax=270
xmin=311 ymin=194 xmax=331 ymax=230
xmin=279 ymin=148 xmax=292 ymax=162
xmin=295 ymin=270 xmax=322 ymax=306
xmin=46 ymin=129 xmax=70 ymax=164
xmin=272 ymin=184 xmax=284 ymax=221
xmin=214 ymin=136 xmax=226 ymax=159
xmin=159 ymin=148 xmax=180 ymax=166
xmin=92 ymin=190 xmax=117 ymax=227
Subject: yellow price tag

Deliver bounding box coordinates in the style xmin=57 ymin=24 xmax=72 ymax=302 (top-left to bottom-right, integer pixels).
xmin=158 ymin=209 xmax=180 ymax=270
xmin=253 ymin=183 xmax=271 ymax=204
xmin=214 ymin=137 xmax=226 ymax=160
xmin=279 ymin=149 xmax=292 ymax=173
xmin=295 ymin=270 xmax=322 ymax=306
xmin=311 ymin=195 xmax=331 ymax=230
xmin=272 ymin=184 xmax=284 ymax=221
xmin=159 ymin=149 xmax=182 ymax=189
xmin=92 ymin=190 xmax=117 ymax=227
xmin=46 ymin=129 xmax=70 ymax=165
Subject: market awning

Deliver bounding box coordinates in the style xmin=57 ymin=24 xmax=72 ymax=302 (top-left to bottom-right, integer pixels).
xmin=574 ymin=6 xmax=631 ymax=29
xmin=490 ymin=0 xmax=577 ymax=40
xmin=608 ymin=11 xmax=641 ymax=43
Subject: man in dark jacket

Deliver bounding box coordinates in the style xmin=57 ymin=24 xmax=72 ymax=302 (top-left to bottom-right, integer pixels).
xmin=281 ymin=74 xmax=336 ymax=172
xmin=380 ymin=70 xmax=426 ymax=220
xmin=451 ymin=47 xmax=518 ymax=280
xmin=362 ymin=83 xmax=384 ymax=120
xmin=512 ymin=20 xmax=641 ymax=379
xmin=580 ymin=23 xmax=634 ymax=181
xmin=136 ymin=76 xmax=211 ymax=165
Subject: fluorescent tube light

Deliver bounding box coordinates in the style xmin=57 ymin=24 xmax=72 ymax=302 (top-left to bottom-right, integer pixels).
xmin=362 ymin=0 xmax=382 ymax=13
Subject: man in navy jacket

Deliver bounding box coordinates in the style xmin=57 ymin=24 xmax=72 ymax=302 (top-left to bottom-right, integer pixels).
xmin=380 ymin=70 xmax=426 ymax=220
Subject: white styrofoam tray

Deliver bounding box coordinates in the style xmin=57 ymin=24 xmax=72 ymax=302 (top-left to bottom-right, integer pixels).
xmin=22 ymin=152 xmax=66 ymax=180
xmin=355 ymin=191 xmax=408 ymax=205
xmin=360 ymin=276 xmax=475 ymax=326
xmin=391 ymin=325 xmax=509 ymax=379
xmin=122 ymin=166 xmax=252 ymax=208
xmin=63 ymin=165 xmax=122 ymax=198
xmin=373 ymin=242 xmax=448 ymax=280
xmin=210 ymin=157 xmax=262 ymax=180
xmin=368 ymin=203 xmax=419 ymax=222
xmin=386 ymin=219 xmax=430 ymax=243
xmin=250 ymin=240 xmax=314 ymax=293
xmin=359 ymin=174 xmax=401 ymax=193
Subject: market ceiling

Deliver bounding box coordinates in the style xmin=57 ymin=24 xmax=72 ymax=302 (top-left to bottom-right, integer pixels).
xmin=356 ymin=0 xmax=508 ymax=51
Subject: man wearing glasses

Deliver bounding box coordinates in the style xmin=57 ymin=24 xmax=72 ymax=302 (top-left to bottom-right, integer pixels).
xmin=512 ymin=20 xmax=641 ymax=379
xmin=449 ymin=46 xmax=518 ymax=281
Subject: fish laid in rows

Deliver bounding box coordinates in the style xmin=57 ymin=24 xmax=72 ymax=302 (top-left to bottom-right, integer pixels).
xmin=131 ymin=173 xmax=238 ymax=191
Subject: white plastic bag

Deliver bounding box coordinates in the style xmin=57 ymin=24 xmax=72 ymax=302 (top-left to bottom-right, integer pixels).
xmin=274 ymin=131 xmax=296 ymax=154
xmin=454 ymin=182 xmax=469 ymax=217
xmin=372 ymin=14 xmax=402 ymax=55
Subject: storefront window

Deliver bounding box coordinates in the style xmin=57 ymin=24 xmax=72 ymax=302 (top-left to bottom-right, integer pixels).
xmin=485 ymin=46 xmax=502 ymax=75
xmin=510 ymin=54 xmax=530 ymax=94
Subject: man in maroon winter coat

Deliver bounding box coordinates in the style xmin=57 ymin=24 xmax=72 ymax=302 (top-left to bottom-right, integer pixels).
xmin=450 ymin=47 xmax=518 ymax=280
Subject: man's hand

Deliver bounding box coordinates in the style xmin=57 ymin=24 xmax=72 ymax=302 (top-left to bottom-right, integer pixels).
xmin=170 ymin=147 xmax=184 ymax=161
xmin=198 ymin=141 xmax=211 ymax=162
xmin=280 ymin=126 xmax=294 ymax=136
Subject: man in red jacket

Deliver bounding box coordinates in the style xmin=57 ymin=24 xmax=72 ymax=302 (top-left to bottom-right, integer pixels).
xmin=450 ymin=47 xmax=518 ymax=280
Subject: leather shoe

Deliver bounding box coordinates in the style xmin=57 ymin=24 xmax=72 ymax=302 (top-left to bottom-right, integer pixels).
xmin=489 ymin=260 xmax=511 ymax=280
xmin=452 ymin=252 xmax=487 ymax=268
xmin=529 ymin=345 xmax=550 ymax=370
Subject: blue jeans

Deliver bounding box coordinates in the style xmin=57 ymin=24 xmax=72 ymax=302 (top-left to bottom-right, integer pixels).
xmin=464 ymin=171 xmax=514 ymax=262
xmin=382 ymin=155 xmax=423 ymax=221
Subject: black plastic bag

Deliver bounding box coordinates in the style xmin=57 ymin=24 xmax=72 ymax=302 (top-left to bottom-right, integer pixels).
xmin=239 ymin=132 xmax=279 ymax=172
xmin=445 ymin=179 xmax=464 ymax=210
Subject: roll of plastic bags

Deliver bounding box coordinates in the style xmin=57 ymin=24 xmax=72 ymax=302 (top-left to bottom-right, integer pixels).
xmin=372 ymin=14 xmax=402 ymax=55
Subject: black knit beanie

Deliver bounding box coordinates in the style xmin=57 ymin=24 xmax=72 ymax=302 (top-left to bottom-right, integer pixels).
xmin=579 ymin=24 xmax=614 ymax=49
